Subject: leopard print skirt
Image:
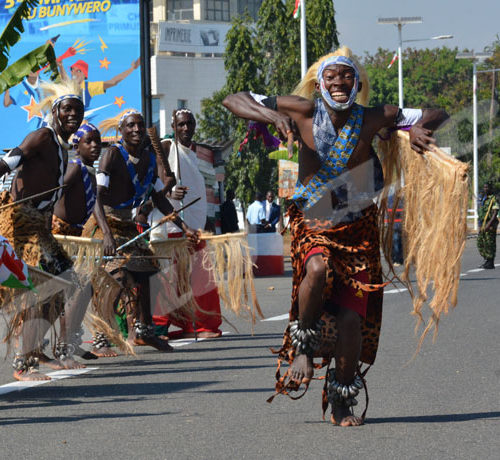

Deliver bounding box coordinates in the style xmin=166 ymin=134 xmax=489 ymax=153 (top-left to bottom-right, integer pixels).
xmin=271 ymin=203 xmax=384 ymax=399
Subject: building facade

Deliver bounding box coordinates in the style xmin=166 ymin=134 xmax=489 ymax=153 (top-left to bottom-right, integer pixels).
xmin=150 ymin=1 xmax=262 ymax=232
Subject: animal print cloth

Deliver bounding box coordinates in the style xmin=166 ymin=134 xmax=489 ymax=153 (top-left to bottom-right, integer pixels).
xmin=269 ymin=203 xmax=385 ymax=401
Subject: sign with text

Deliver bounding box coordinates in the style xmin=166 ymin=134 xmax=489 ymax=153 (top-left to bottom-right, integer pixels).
xmin=0 ymin=0 xmax=141 ymax=149
xmin=158 ymin=21 xmax=231 ymax=54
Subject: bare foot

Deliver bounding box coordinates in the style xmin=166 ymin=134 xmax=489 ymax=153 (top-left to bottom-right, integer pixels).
xmin=36 ymin=352 xmax=64 ymax=370
xmin=57 ymin=357 xmax=86 ymax=369
xmin=289 ymin=353 xmax=314 ymax=386
xmin=134 ymin=336 xmax=173 ymax=352
xmin=91 ymin=346 xmax=118 ymax=358
xmin=331 ymin=403 xmax=364 ymax=426
xmin=179 ymin=331 xmax=222 ymax=339
xmin=13 ymin=369 xmax=51 ymax=381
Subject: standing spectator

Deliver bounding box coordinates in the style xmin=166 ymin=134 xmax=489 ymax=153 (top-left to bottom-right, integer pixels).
xmin=263 ymin=190 xmax=280 ymax=233
xmin=246 ymin=192 xmax=266 ymax=233
xmin=477 ymin=183 xmax=499 ymax=269
xmin=220 ymin=189 xmax=239 ymax=234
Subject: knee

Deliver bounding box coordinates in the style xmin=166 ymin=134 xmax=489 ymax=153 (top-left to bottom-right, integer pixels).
xmin=304 ymin=256 xmax=326 ymax=287
xmin=337 ymin=308 xmax=361 ymax=332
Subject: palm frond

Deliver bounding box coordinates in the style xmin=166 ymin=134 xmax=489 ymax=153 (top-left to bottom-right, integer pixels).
xmin=0 ymin=42 xmax=58 ymax=94
xmin=0 ymin=0 xmax=39 ymax=71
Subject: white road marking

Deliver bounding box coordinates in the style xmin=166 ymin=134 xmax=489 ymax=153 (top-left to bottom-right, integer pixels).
xmin=169 ymin=331 xmax=231 ymax=348
xmin=0 ymin=367 xmax=98 ymax=396
xmin=261 ymin=313 xmax=289 ymax=322
xmin=384 ymin=288 xmax=408 ymax=294
xmin=467 ymin=268 xmax=484 ymax=273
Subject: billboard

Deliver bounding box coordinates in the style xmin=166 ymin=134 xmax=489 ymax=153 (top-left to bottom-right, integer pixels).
xmin=158 ymin=21 xmax=231 ymax=54
xmin=0 ymin=0 xmax=141 ymax=149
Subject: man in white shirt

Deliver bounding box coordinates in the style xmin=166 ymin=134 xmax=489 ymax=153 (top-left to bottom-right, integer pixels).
xmin=246 ymin=192 xmax=265 ymax=233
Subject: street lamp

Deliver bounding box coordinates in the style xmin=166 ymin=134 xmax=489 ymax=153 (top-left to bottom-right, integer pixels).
xmin=456 ymin=51 xmax=493 ymax=231
xmin=378 ymin=16 xmax=423 ymax=108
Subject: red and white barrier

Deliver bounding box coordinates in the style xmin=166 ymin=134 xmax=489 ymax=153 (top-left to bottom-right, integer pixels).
xmin=247 ymin=233 xmax=284 ymax=277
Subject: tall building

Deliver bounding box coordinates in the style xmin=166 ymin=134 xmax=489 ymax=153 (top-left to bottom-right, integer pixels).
xmin=150 ymin=0 xmax=263 ymax=138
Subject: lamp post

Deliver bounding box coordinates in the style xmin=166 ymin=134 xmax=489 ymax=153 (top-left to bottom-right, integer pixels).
xmin=456 ymin=51 xmax=493 ymax=231
xmin=378 ymin=16 xmax=423 ymax=108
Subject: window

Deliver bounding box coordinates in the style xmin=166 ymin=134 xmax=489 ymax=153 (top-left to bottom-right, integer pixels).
xmin=177 ymin=99 xmax=188 ymax=109
xmin=152 ymin=97 xmax=161 ymax=133
xmin=167 ymin=0 xmax=194 ymax=20
xmin=205 ymin=0 xmax=230 ymax=22
xmin=237 ymin=0 xmax=263 ymax=21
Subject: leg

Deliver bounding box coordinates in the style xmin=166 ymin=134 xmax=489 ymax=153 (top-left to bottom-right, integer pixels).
xmin=133 ymin=276 xmax=173 ymax=352
xmin=330 ymin=307 xmax=363 ymax=427
xmin=289 ymin=255 xmax=326 ymax=387
xmin=14 ymin=302 xmax=57 ymax=381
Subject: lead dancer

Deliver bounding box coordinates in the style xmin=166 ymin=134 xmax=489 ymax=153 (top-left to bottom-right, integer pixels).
xmin=0 ymin=81 xmax=87 ymax=380
xmin=223 ymin=47 xmax=449 ymax=426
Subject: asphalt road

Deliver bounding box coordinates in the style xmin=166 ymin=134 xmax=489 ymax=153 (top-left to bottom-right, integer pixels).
xmin=0 ymin=238 xmax=498 ymax=459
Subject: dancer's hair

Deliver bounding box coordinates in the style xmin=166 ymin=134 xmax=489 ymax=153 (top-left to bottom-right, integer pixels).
xmin=293 ymin=45 xmax=370 ymax=106
xmin=34 ymin=79 xmax=82 ymax=124
xmin=98 ymin=108 xmax=143 ymax=137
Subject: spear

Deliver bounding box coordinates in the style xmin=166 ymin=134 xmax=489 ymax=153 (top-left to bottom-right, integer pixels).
xmin=0 ymin=184 xmax=66 ymax=211
xmin=113 ymin=196 xmax=200 ymax=253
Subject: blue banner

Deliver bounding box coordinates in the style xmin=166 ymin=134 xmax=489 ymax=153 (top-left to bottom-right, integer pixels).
xmin=1 ymin=0 xmax=141 ymax=148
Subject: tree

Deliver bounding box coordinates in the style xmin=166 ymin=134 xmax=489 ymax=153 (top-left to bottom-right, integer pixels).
xmin=197 ymin=0 xmax=339 ymax=207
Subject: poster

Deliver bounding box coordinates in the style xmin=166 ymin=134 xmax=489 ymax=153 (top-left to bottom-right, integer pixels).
xmin=0 ymin=0 xmax=141 ymax=149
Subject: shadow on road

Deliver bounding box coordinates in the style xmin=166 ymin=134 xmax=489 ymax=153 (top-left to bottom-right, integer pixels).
xmin=368 ymin=411 xmax=500 ymax=424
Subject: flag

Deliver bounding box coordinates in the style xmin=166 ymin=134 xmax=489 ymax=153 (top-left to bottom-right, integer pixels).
xmin=0 ymin=236 xmax=34 ymax=290
xmin=387 ymin=52 xmax=398 ymax=69
xmin=293 ymin=0 xmax=301 ymax=19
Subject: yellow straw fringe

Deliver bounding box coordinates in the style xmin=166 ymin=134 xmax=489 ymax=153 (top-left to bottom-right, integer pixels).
xmin=54 ymin=232 xmax=263 ymax=326
xmin=378 ymin=130 xmax=469 ymax=348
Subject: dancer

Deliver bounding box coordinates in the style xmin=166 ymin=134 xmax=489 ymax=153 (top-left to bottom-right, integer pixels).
xmin=0 ymin=80 xmax=87 ymax=380
xmin=83 ymin=109 xmax=198 ymax=351
xmin=149 ymin=109 xmax=222 ymax=339
xmin=477 ymin=182 xmax=498 ymax=269
xmin=52 ymin=122 xmax=117 ymax=358
xmin=223 ymin=47 xmax=450 ymax=426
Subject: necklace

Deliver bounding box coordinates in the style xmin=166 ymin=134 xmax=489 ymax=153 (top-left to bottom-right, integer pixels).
xmin=128 ymin=154 xmax=140 ymax=165
xmin=56 ymin=133 xmax=72 ymax=151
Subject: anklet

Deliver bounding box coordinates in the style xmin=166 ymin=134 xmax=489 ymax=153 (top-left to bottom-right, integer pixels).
xmin=289 ymin=319 xmax=324 ymax=357
xmin=134 ymin=321 xmax=154 ymax=339
xmin=326 ymin=368 xmax=363 ymax=407
xmin=93 ymin=332 xmax=111 ymax=350
xmin=54 ymin=341 xmax=75 ymax=361
xmin=12 ymin=353 xmax=39 ymax=373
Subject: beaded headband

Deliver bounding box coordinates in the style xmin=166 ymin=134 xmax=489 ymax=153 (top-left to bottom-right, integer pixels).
xmin=51 ymin=94 xmax=83 ymax=109
xmin=72 ymin=123 xmax=99 ymax=148
xmin=119 ymin=109 xmax=142 ymax=127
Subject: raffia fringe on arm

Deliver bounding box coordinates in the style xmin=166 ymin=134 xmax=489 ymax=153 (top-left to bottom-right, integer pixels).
xmin=378 ymin=130 xmax=469 ymax=349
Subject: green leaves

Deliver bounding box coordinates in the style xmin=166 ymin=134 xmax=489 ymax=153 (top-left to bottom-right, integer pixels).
xmin=0 ymin=0 xmax=39 ymax=72
xmin=0 ymin=42 xmax=58 ymax=94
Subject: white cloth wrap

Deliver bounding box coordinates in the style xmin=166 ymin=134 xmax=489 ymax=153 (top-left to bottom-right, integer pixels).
xmin=397 ymin=108 xmax=423 ymax=127
xmin=149 ymin=141 xmax=207 ymax=240
xmin=96 ymin=172 xmax=109 ymax=188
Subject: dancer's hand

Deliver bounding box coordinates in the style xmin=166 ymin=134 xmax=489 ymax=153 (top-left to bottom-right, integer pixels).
xmin=271 ymin=111 xmax=297 ymax=141
xmin=184 ymin=227 xmax=200 ymax=247
xmin=409 ymin=125 xmax=436 ymax=154
xmin=103 ymin=233 xmax=117 ymax=256
xmin=171 ymin=185 xmax=189 ymax=201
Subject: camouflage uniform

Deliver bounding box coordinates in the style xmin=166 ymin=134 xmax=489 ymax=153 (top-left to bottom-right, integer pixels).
xmin=477 ymin=194 xmax=499 ymax=263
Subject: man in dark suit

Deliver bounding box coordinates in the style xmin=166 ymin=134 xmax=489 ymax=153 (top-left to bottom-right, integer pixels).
xmin=220 ymin=189 xmax=239 ymax=234
xmin=263 ymin=190 xmax=280 ymax=232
